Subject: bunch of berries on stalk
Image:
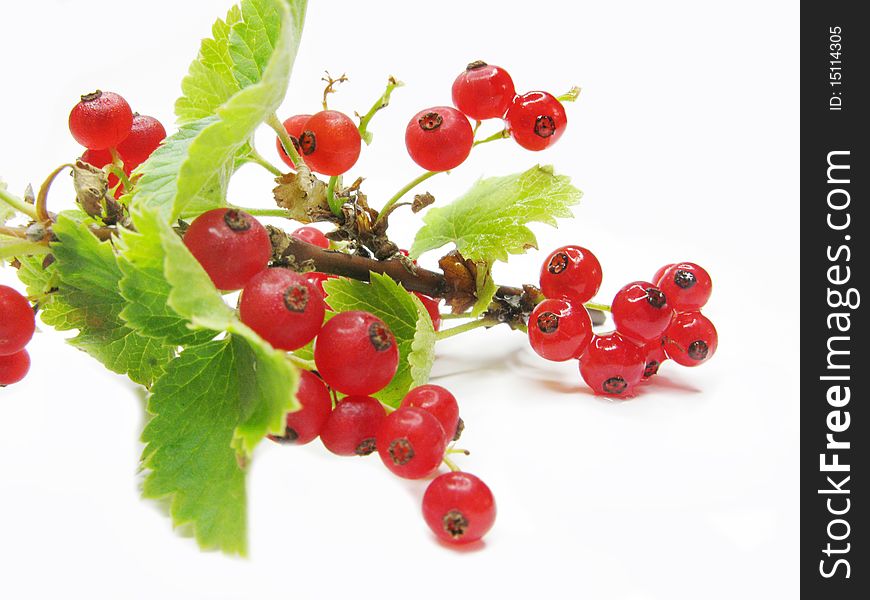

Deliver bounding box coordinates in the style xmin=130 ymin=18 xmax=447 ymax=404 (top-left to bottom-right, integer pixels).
xmin=182 ymin=207 xmax=494 ymax=544
xmin=529 ymin=246 xmax=718 ymax=398
xmin=70 ymin=90 xmax=167 ymax=199
xmin=0 ymin=285 xmax=35 ymax=386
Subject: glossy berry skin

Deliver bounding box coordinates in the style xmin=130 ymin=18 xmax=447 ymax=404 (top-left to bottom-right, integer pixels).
xmin=291 ymin=226 xmax=329 ymax=249
xmin=663 ymin=312 xmax=718 ymax=367
xmin=314 ymin=311 xmax=399 ymax=395
xmin=539 ymin=245 xmax=602 ymax=304
xmin=579 ymin=332 xmax=646 ymax=397
xmin=611 ymin=281 xmax=674 ymax=342
xmin=275 ymin=114 xmax=312 ymax=168
xmin=239 ymin=268 xmax=325 ymax=351
xmin=451 ymin=61 xmax=516 ymax=120
xmin=270 ymin=371 xmax=332 ymax=444
xmin=414 ymin=293 xmax=441 ymax=331
xmin=300 ymin=110 xmax=362 ymax=176
xmin=652 ymin=263 xmax=675 ymax=287
xmin=0 ymin=350 xmax=30 ymax=386
xmin=528 ymin=298 xmax=593 ymax=361
xmin=182 ymin=208 xmax=272 ymax=291
xmin=116 ymin=114 xmax=166 ymax=171
xmin=423 ymin=472 xmax=496 ymax=545
xmin=639 ymin=338 xmax=668 ymax=379
xmin=400 ymin=384 xmax=459 ymax=444
xmin=376 ymin=407 xmax=447 ymax=479
xmin=658 ymin=263 xmax=713 ymax=311
xmin=320 ymin=395 xmax=386 ymax=456
xmin=405 ymin=106 xmax=473 ymax=172
xmin=505 ymin=91 xmax=567 ymax=151
xmin=81 ymin=148 xmax=114 ymax=169
xmin=68 ymin=91 xmax=133 ymax=150
xmin=0 ymin=285 xmax=35 ymax=356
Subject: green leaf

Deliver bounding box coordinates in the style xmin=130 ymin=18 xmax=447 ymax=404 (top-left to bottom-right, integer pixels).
xmin=136 ymin=0 xmax=307 ymax=221
xmin=116 ymin=210 xmax=215 ymax=347
xmin=151 ymin=209 xmax=299 ymax=455
xmin=175 ymin=6 xmax=243 ymax=123
xmin=410 ymin=165 xmax=581 ymax=263
xmin=37 ymin=215 xmax=175 ymax=387
xmin=323 ymin=273 xmax=436 ymax=407
xmin=141 ymin=338 xmax=248 ymax=556
xmin=470 ymin=264 xmax=497 ymax=317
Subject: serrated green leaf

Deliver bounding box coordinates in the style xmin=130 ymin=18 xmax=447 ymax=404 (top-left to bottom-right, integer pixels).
xmin=150 ymin=210 xmax=299 ymax=454
xmin=141 ymin=338 xmax=248 ymax=556
xmin=410 ymin=165 xmax=581 ymax=263
xmin=36 ymin=215 xmax=175 ymax=387
xmin=175 ymin=6 xmax=243 ymax=123
xmin=323 ymin=273 xmax=436 ymax=407
xmin=116 ymin=210 xmax=215 ymax=347
xmin=136 ymin=0 xmax=307 ymax=222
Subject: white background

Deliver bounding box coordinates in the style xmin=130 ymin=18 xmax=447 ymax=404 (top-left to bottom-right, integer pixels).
xmin=0 ymin=1 xmax=799 ymax=598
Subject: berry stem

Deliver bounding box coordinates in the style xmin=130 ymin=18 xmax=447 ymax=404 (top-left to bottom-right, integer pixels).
xmin=228 ymin=206 xmax=297 ymax=219
xmin=472 ymin=128 xmax=510 ymax=147
xmin=246 ymin=148 xmax=283 ymax=177
xmin=0 ymin=225 xmax=26 ymax=238
xmin=326 ymin=175 xmax=341 ymax=215
xmin=434 ymin=317 xmax=493 ymax=341
xmin=0 ymin=187 xmax=38 ymax=220
xmin=557 ymin=86 xmax=582 ymax=103
xmin=288 ymin=354 xmax=316 ymax=371
xmin=440 ymin=312 xmax=474 ymax=320
xmin=357 ymin=76 xmax=403 ymax=145
xmin=441 ymin=455 xmax=461 ymax=472
xmin=376 ymin=170 xmax=439 ymax=225
xmin=267 ymin=112 xmax=307 ymax=170
xmin=584 ymin=302 xmax=611 ymax=313
xmin=36 ymin=164 xmax=73 ymax=224
xmin=108 ymin=148 xmax=133 ymax=193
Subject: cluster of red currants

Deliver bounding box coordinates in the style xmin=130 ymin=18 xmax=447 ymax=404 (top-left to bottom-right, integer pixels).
xmin=0 ymin=285 xmax=35 ymax=386
xmin=275 ymin=61 xmax=569 ymax=178
xmin=405 ymin=61 xmax=569 ymax=172
xmin=182 ymin=207 xmax=493 ymax=543
xmin=69 ymin=90 xmax=167 ymax=198
xmin=529 ymin=246 xmax=718 ymax=398
xmin=275 ymin=377 xmax=495 ymax=545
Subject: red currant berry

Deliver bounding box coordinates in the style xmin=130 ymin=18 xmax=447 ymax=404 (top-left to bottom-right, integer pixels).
xmin=270 ymin=370 xmax=332 ymax=444
xmin=297 ymin=110 xmax=361 ymax=176
xmin=539 ymin=245 xmax=602 ymax=304
xmin=68 ymin=90 xmax=133 ymax=150
xmin=400 ymin=384 xmax=460 ymax=444
xmin=0 ymin=285 xmax=35 ymax=356
xmin=422 ymin=471 xmax=496 ymax=544
xmin=116 ymin=114 xmax=166 ymax=171
xmin=611 ymin=281 xmax=673 ymax=342
xmin=505 ymin=91 xmax=567 ymax=151
xmin=451 ymin=60 xmax=516 ymax=121
xmin=658 ymin=263 xmax=712 ymax=311
xmin=81 ymin=148 xmax=113 ymax=169
xmin=638 ymin=338 xmax=668 ymax=379
xmin=182 ymin=208 xmax=272 ymax=291
xmin=376 ymin=407 xmax=447 ymax=479
xmin=239 ymin=268 xmax=325 ymax=351
xmin=528 ymin=298 xmax=593 ymax=361
xmin=319 ymin=395 xmax=386 ymax=456
xmin=0 ymin=349 xmax=30 ymax=386
xmin=662 ymin=312 xmax=718 ymax=367
xmin=291 ymin=226 xmax=329 ymax=249
xmin=579 ymin=332 xmax=645 ymax=397
xmin=275 ymin=114 xmax=312 ymax=168
xmin=314 ymin=311 xmax=399 ymax=395
xmin=405 ymin=107 xmax=473 ymax=172
xmin=652 ymin=263 xmax=675 ymax=287
xmin=305 ymin=272 xmax=336 ymax=310
xmin=414 ymin=292 xmax=441 ymax=332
